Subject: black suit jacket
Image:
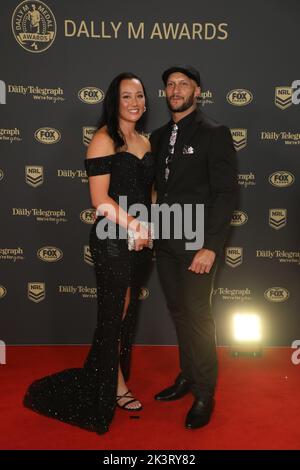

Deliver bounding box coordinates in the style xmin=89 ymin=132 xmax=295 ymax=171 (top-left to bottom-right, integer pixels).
xmin=150 ymin=111 xmax=238 ymax=255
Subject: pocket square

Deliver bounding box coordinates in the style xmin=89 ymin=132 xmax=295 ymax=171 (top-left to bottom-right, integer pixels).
xmin=182 ymin=145 xmax=195 ymax=155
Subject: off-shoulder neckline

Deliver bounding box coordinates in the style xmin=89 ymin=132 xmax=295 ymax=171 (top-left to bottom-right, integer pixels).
xmin=85 ymin=151 xmax=151 ymax=162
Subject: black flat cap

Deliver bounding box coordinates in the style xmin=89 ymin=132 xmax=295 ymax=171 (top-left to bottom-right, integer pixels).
xmin=162 ymin=65 xmax=201 ymax=87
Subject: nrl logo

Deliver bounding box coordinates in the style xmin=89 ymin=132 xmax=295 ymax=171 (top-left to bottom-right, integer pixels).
xmin=225 ymin=247 xmax=243 ymax=268
xmin=230 ymin=129 xmax=247 ymax=151
xmin=269 ymin=208 xmax=287 ymax=230
xmin=28 ymin=282 xmax=45 ymax=303
xmin=275 ymin=87 xmax=292 ymax=110
xmin=83 ymin=127 xmax=97 ymax=146
xmin=25 ymin=166 xmax=43 ymax=187
xmin=84 ymin=245 xmax=93 ymax=265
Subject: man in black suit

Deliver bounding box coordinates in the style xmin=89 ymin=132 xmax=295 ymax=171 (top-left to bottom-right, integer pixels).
xmin=150 ymin=65 xmax=238 ymax=429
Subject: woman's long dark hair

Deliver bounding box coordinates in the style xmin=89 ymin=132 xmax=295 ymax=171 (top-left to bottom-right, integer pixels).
xmin=98 ymin=72 xmax=148 ymax=150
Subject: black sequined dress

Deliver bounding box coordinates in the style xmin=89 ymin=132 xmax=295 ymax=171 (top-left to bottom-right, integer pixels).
xmin=23 ymin=151 xmax=154 ymax=434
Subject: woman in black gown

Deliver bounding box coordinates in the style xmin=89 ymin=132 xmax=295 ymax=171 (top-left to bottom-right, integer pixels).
xmin=23 ymin=73 xmax=155 ymax=434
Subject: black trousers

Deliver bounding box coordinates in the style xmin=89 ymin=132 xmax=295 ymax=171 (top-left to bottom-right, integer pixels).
xmin=156 ymin=241 xmax=218 ymax=400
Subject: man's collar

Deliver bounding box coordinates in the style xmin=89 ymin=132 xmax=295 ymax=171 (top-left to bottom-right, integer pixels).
xmin=171 ymin=109 xmax=198 ymax=130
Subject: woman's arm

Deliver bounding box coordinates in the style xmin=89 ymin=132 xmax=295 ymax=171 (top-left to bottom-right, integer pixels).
xmin=151 ymin=183 xmax=157 ymax=204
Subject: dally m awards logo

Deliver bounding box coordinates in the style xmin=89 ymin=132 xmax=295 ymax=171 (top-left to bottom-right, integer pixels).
xmin=230 ymin=129 xmax=247 ymax=151
xmin=264 ymin=287 xmax=289 ymax=303
xmin=34 ymin=127 xmax=61 ymax=144
xmin=12 ymin=1 xmax=56 ymax=53
xmin=226 ymin=89 xmax=253 ymax=106
xmin=269 ymin=171 xmax=295 ymax=188
xmin=231 ymin=210 xmax=248 ymax=226
xmin=25 ymin=166 xmax=43 ymax=187
xmin=225 ymin=247 xmax=243 ymax=268
xmin=37 ymin=246 xmax=63 ymax=262
xmin=269 ymin=209 xmax=287 ymax=230
xmin=84 ymin=245 xmax=93 ymax=265
xmin=28 ymin=282 xmax=45 ymax=302
xmin=78 ymin=87 xmax=104 ymax=104
xmin=83 ymin=127 xmax=97 ymax=146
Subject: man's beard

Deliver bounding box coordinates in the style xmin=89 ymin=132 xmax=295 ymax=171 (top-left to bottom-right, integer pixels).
xmin=166 ymin=94 xmax=195 ymax=113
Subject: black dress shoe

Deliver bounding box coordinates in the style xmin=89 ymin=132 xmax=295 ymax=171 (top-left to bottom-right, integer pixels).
xmin=154 ymin=377 xmax=190 ymax=401
xmin=185 ymin=397 xmax=215 ymax=429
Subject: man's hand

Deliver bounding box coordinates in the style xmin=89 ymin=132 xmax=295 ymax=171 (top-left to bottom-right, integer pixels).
xmin=188 ymin=249 xmax=216 ymax=274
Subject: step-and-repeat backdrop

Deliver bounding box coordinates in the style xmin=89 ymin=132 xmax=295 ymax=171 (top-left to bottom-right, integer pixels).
xmin=1 ymin=0 xmax=299 ymax=346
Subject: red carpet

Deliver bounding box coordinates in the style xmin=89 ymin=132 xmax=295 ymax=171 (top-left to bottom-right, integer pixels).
xmin=0 ymin=346 xmax=299 ymax=450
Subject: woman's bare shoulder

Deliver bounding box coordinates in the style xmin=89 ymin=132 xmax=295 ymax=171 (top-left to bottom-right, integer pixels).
xmin=86 ymin=127 xmax=115 ymax=158
xmin=139 ymin=132 xmax=151 ymax=151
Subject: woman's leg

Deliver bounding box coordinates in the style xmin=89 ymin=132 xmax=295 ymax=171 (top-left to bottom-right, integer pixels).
xmin=116 ymin=287 xmax=142 ymax=410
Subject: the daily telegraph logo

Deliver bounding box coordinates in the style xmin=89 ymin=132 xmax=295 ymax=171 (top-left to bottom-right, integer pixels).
xmin=34 ymin=127 xmax=61 ymax=144
xmin=25 ymin=166 xmax=43 ymax=187
xmin=213 ymin=287 xmax=252 ymax=302
xmin=12 ymin=1 xmax=56 ymax=53
xmin=230 ymin=129 xmax=247 ymax=151
xmin=159 ymin=89 xmax=214 ymax=106
xmin=0 ymin=80 xmax=65 ymax=103
xmin=78 ymin=87 xmax=104 ymax=104
xmin=264 ymin=287 xmax=289 ymax=303
xmin=37 ymin=246 xmax=63 ymax=262
xmin=0 ymin=128 xmax=22 ymax=143
xmin=256 ymin=250 xmax=300 ymax=265
xmin=269 ymin=171 xmax=295 ymax=188
xmin=28 ymin=282 xmax=45 ymax=303
xmin=83 ymin=127 xmax=97 ymax=146
xmin=269 ymin=208 xmax=287 ymax=230
xmin=226 ymin=89 xmax=253 ymax=106
xmin=0 ymin=247 xmax=24 ymax=263
xmin=261 ymin=131 xmax=300 ymax=145
xmin=231 ymin=210 xmax=248 ymax=226
xmin=275 ymin=80 xmax=300 ymax=109
xmin=225 ymin=247 xmax=243 ymax=268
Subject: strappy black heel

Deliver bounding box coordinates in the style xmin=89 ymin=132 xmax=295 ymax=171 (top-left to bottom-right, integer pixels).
xmin=116 ymin=390 xmax=143 ymax=411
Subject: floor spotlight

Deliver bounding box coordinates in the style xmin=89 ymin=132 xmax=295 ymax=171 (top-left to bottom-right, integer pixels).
xmin=231 ymin=313 xmax=262 ymax=357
